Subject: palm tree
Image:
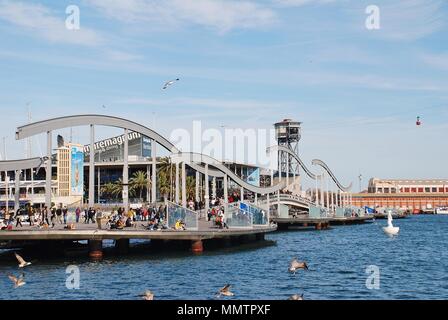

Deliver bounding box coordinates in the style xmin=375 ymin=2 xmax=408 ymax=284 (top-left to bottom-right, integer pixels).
xmin=158 ymin=171 xmax=171 ymax=201
xmin=158 ymin=157 xmax=176 ymax=200
xmin=158 ymin=157 xmax=173 ymax=176
xmin=101 ymin=181 xmax=123 ymax=200
xmin=186 ymin=176 xmax=196 ymax=200
xmin=129 ymin=171 xmax=150 ymax=201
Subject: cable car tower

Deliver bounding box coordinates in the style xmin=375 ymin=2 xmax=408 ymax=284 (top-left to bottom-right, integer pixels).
xmin=274 ymin=119 xmax=302 ymax=180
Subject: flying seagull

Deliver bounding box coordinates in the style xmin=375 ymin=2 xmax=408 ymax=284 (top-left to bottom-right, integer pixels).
xmin=141 ymin=290 xmax=154 ymax=300
xmin=217 ymin=284 xmax=234 ymax=298
xmin=289 ymin=258 xmax=308 ymax=274
xmin=162 ymin=78 xmax=180 ymax=90
xmin=288 ymin=294 xmax=304 ymax=301
xmin=15 ymin=252 xmax=32 ymax=268
xmin=8 ymin=273 xmax=26 ymax=288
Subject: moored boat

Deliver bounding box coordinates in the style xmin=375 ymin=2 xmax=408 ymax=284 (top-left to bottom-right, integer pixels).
xmin=435 ymin=207 xmax=448 ymax=215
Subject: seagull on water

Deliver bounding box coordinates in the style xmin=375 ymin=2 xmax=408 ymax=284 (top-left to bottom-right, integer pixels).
xmin=289 ymin=258 xmax=308 ymax=274
xmin=15 ymin=252 xmax=32 ymax=268
xmin=217 ymin=284 xmax=234 ymax=298
xmin=8 ymin=273 xmax=26 ymax=288
xmin=142 ymin=290 xmax=154 ymax=300
xmin=288 ymin=294 xmax=304 ymax=300
xmin=162 ymin=78 xmax=180 ymax=90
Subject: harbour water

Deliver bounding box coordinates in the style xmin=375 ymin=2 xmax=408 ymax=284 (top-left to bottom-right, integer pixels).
xmin=1 ymin=215 xmax=447 ymax=300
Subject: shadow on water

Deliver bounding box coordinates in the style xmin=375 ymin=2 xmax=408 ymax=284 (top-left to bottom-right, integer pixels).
xmin=0 ymin=238 xmax=277 ymax=265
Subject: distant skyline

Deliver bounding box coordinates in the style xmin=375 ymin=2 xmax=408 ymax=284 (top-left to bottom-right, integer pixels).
xmin=0 ymin=0 xmax=447 ymax=190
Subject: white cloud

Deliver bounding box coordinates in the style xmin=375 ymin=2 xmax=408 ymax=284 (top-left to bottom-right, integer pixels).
xmin=85 ymin=0 xmax=276 ymax=32
xmin=0 ymin=0 xmax=103 ymax=46
xmin=374 ymin=0 xmax=445 ymax=40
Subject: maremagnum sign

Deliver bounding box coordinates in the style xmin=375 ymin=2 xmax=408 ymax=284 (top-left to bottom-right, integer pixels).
xmin=83 ymin=131 xmax=142 ymax=154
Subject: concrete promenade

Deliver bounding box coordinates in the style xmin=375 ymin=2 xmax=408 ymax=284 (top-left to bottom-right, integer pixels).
xmin=0 ymin=219 xmax=276 ymax=241
xmin=0 ymin=219 xmax=276 ymax=257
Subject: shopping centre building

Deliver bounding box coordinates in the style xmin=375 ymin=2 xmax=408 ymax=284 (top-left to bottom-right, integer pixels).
xmin=0 ymin=131 xmax=268 ymax=207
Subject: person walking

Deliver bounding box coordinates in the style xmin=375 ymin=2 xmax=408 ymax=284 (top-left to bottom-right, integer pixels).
xmin=28 ymin=206 xmax=35 ymax=226
xmin=50 ymin=207 xmax=56 ymax=228
xmin=15 ymin=208 xmax=23 ymax=228
xmin=96 ymin=208 xmax=103 ymax=230
xmin=75 ymin=207 xmax=81 ymax=223
xmin=84 ymin=207 xmax=89 ymax=223
xmin=62 ymin=206 xmax=68 ymax=224
xmin=56 ymin=206 xmax=63 ymax=224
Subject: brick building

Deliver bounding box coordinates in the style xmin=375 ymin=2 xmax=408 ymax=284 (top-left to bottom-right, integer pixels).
xmin=352 ymin=178 xmax=448 ymax=211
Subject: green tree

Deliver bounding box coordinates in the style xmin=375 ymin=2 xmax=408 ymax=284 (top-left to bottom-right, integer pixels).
xmin=186 ymin=176 xmax=196 ymax=201
xmin=129 ymin=170 xmax=150 ymax=201
xmin=158 ymin=156 xmax=177 ymax=200
xmin=158 ymin=171 xmax=171 ymax=200
xmin=101 ymin=181 xmax=123 ymax=200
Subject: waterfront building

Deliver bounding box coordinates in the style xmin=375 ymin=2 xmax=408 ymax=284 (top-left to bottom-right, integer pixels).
xmin=353 ymin=178 xmax=448 ymax=211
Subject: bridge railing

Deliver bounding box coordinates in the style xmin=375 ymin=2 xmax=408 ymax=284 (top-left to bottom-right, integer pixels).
xmin=240 ymin=202 xmax=269 ymax=226
xmin=279 ymin=194 xmax=312 ymax=205
xmin=309 ymin=205 xmax=329 ymax=218
xmin=166 ymin=201 xmax=199 ymax=230
xmin=335 ymin=207 xmax=345 ymax=218
xmin=255 ymin=194 xmax=311 ymax=210
xmin=224 ymin=202 xmax=253 ymax=229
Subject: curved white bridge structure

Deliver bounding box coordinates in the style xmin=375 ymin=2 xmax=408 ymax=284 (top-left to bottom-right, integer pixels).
xmin=0 ymin=157 xmax=49 ymax=213
xmin=170 ymin=152 xmax=285 ymax=195
xmin=14 ymin=114 xmax=285 ymax=212
xmin=311 ymin=159 xmax=352 ymax=192
xmin=0 ymin=157 xmax=47 ymax=172
xmin=258 ymin=194 xmax=311 ymax=210
xmin=268 ymin=145 xmax=352 ymax=192
xmin=7 ymin=114 xmax=355 ymax=216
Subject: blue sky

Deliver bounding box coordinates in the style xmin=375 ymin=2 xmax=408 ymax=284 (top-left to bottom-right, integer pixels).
xmin=0 ymin=0 xmax=447 ymax=190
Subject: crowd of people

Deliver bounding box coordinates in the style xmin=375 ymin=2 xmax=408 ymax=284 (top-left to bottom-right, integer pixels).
xmin=0 ymin=204 xmax=170 ymax=231
xmin=1 ymin=191 xmax=255 ymax=232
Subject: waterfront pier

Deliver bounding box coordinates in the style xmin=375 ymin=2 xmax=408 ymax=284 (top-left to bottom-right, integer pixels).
xmin=0 ymin=219 xmax=276 ymax=257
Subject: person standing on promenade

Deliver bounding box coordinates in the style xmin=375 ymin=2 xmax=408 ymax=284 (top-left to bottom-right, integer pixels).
xmin=27 ymin=206 xmax=35 ymax=226
xmin=42 ymin=206 xmax=49 ymax=225
xmin=62 ymin=206 xmax=68 ymax=224
xmin=56 ymin=206 xmax=63 ymax=224
xmin=15 ymin=208 xmax=23 ymax=228
xmin=50 ymin=207 xmax=56 ymax=228
xmin=96 ymin=208 xmax=103 ymax=229
xmin=88 ymin=207 xmax=96 ymax=224
xmin=142 ymin=207 xmax=148 ymax=221
xmin=84 ymin=207 xmax=88 ymax=223
xmin=75 ymin=207 xmax=81 ymax=223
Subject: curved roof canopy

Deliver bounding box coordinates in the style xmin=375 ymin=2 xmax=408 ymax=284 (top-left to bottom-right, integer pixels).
xmin=0 ymin=157 xmax=47 ymax=171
